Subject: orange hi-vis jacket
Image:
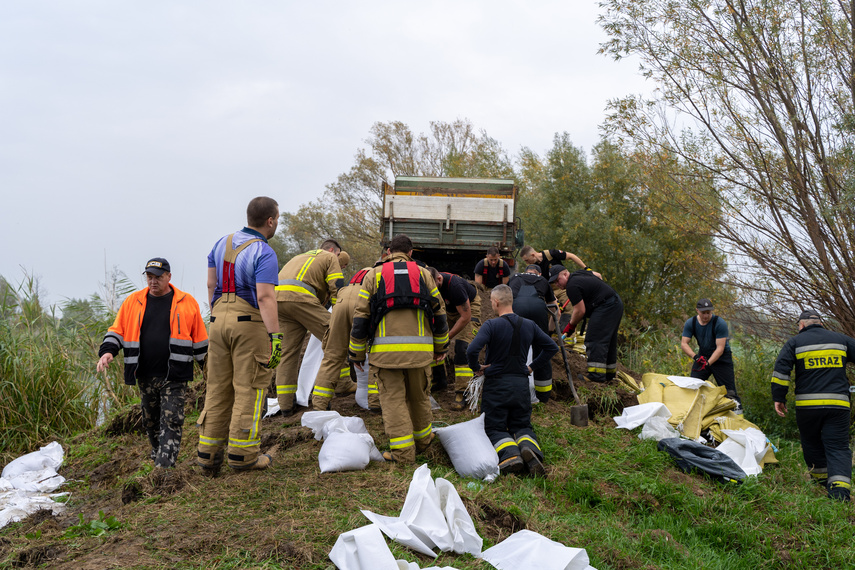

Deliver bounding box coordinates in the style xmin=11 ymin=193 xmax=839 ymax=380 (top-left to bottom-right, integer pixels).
xmin=98 ymin=284 xmax=208 ymax=385
xmin=275 ymin=249 xmax=344 ymax=305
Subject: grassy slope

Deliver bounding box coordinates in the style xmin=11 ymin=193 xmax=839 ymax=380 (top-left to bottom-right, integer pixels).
xmin=1 ymin=390 xmax=853 ymax=570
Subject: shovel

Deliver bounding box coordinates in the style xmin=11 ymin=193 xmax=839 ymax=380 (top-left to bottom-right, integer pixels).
xmin=550 ymin=308 xmax=589 ymax=427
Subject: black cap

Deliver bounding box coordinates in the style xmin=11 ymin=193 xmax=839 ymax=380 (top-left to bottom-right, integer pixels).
xmin=548 ymin=265 xmax=565 ymax=283
xmin=143 ymin=257 xmax=170 ymax=276
xmin=525 ymin=264 xmax=541 ymax=275
xmin=798 ymin=309 xmax=820 ymax=322
xmin=696 ymin=298 xmax=714 ymax=311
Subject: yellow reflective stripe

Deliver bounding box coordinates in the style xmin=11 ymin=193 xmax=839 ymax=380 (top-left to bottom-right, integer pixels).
xmin=367 ymin=386 xmax=379 ymax=394
xmin=795 ymin=399 xmax=850 ymax=408
xmin=535 ymin=384 xmax=552 ymax=392
xmin=588 ymin=366 xmax=607 ymax=373
xmin=274 ymin=284 xmax=316 ymax=296
xmin=296 ymin=255 xmax=316 ymax=280
xmin=418 ymin=309 xmax=425 ymax=336
xmin=229 ymin=437 xmax=261 ymax=448
xmin=313 ymin=386 xmax=334 ymax=396
xmin=326 ymin=272 xmax=343 ymax=282
xmin=358 ymin=289 xmax=371 ymax=299
xmin=429 ymin=287 xmax=439 ymax=297
xmin=251 ymin=388 xmax=263 ymax=439
xmin=390 ymin=435 xmax=414 ymax=449
xmin=771 ymin=377 xmax=790 ymax=386
xmin=455 ymin=367 xmax=471 ymax=377
xmin=199 ymin=435 xmax=226 ymax=446
xmin=796 ymin=349 xmax=846 ymax=360
xmin=495 ymin=440 xmax=517 ymax=452
xmin=414 ymin=424 xmax=432 ymax=439
xmin=433 ymin=334 xmax=449 ymax=344
xmin=276 ymin=385 xmax=297 ymax=394
xmin=370 ymin=343 xmax=434 ymax=353
xmin=339 ymin=368 xmax=351 ymax=378
xmin=516 ymin=436 xmax=541 ymax=451
xmin=349 ymin=340 xmax=366 ymax=351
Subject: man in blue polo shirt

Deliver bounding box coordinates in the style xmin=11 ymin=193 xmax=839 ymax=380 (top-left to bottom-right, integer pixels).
xmin=197 ymin=196 xmax=282 ymax=474
xmin=680 ymin=298 xmax=742 ymax=413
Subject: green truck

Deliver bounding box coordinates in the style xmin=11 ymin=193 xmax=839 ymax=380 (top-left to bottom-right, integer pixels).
xmin=380 ymin=176 xmax=523 ymax=276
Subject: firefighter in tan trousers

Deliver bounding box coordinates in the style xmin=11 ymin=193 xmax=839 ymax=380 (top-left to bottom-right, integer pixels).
xmin=198 ymin=196 xmax=282 ymax=473
xmin=274 ymin=239 xmax=346 ymax=414
xmin=349 ymin=234 xmax=449 ymax=462
xmin=312 ymin=267 xmax=381 ymax=411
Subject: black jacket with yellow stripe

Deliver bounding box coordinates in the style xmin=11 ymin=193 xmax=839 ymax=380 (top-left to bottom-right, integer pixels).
xmin=771 ymin=324 xmax=855 ymax=410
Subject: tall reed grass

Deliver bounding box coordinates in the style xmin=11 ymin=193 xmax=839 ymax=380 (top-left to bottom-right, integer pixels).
xmin=0 ymin=274 xmax=136 ymax=464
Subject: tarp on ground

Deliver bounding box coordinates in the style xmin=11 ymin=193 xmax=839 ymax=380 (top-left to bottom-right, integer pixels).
xmin=657 ymin=438 xmax=747 ymax=483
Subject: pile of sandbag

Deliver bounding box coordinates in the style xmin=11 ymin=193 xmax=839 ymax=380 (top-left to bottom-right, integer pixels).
xmin=1 ymin=442 xmax=68 ymax=528
xmin=614 ymin=373 xmax=777 ymax=476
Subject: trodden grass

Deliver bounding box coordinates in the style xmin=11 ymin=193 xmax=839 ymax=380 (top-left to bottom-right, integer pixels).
xmin=1 ymin=394 xmax=852 ymax=570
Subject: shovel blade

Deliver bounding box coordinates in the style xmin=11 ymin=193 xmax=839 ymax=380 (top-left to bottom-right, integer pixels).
xmin=570 ymin=405 xmax=589 ymax=427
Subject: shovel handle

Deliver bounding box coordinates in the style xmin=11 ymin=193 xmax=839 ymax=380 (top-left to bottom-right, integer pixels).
xmin=551 ymin=310 xmax=583 ymax=406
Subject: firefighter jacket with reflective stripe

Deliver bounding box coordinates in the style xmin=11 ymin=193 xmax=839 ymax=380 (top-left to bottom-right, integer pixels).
xmin=349 ymin=252 xmax=448 ymax=369
xmin=772 ymin=324 xmax=855 ymax=409
xmin=98 ymin=284 xmax=208 ymax=385
xmin=275 ymin=249 xmax=344 ymax=305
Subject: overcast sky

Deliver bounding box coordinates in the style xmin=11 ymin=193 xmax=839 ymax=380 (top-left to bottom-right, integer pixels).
xmin=0 ymin=1 xmax=649 ymax=311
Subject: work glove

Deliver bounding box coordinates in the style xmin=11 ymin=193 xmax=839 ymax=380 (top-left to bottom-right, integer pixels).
xmin=562 ymin=322 xmax=576 ymax=336
xmin=267 ymin=333 xmax=283 ymax=369
xmin=347 ymin=351 xmax=365 ymax=367
xmin=692 ymin=354 xmax=708 ymax=372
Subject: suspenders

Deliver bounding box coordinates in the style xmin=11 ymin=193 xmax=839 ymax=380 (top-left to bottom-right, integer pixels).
xmin=221 ymin=233 xmax=261 ymax=303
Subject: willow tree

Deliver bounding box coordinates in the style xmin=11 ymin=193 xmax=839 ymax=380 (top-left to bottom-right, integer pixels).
xmin=518 ymin=134 xmax=728 ymax=330
xmin=272 ymin=119 xmax=514 ymax=271
xmin=599 ymin=0 xmax=855 ymax=335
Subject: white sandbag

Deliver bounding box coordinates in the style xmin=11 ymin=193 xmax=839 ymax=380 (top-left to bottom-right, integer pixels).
xmin=396 ymin=562 xmax=460 ymax=570
xmin=263 ymin=397 xmax=280 ymax=418
xmin=717 ymin=427 xmax=769 ymax=476
xmin=297 ymin=332 xmax=325 ymax=407
xmin=1 ymin=442 xmax=67 ymax=529
xmin=527 ymin=347 xmax=538 ymax=404
xmin=319 ymin=433 xmax=373 ymax=473
xmin=302 ymin=411 xmax=385 ymax=464
xmin=638 ymin=416 xmax=680 ymax=441
xmin=329 ymin=523 xmax=400 ymax=570
xmin=665 ymin=375 xmax=708 ymax=390
xmin=362 ymin=464 xmax=484 ymax=558
xmin=355 ymin=354 xmax=370 ymax=409
xmin=480 ymin=529 xmax=596 ymax=570
xmin=435 ymin=478 xmax=482 ymax=556
xmin=362 ymin=464 xmax=444 ymax=557
xmin=613 ymin=402 xmax=672 ymax=430
xmin=302 ymin=411 xmax=345 ymax=440
xmin=434 ymin=414 xmax=500 ymax=482
xmin=1 ymin=442 xmax=65 ymax=492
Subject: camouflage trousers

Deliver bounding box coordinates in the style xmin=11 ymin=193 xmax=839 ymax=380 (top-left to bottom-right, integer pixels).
xmin=139 ymin=377 xmax=187 ymax=468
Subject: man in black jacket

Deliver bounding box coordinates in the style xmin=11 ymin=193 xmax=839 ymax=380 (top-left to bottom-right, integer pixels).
xmin=772 ymin=310 xmax=855 ymax=501
xmin=551 ymin=265 xmax=623 ymax=383
xmin=467 ymin=285 xmax=558 ymax=476
xmin=508 ymin=265 xmax=558 ymax=402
